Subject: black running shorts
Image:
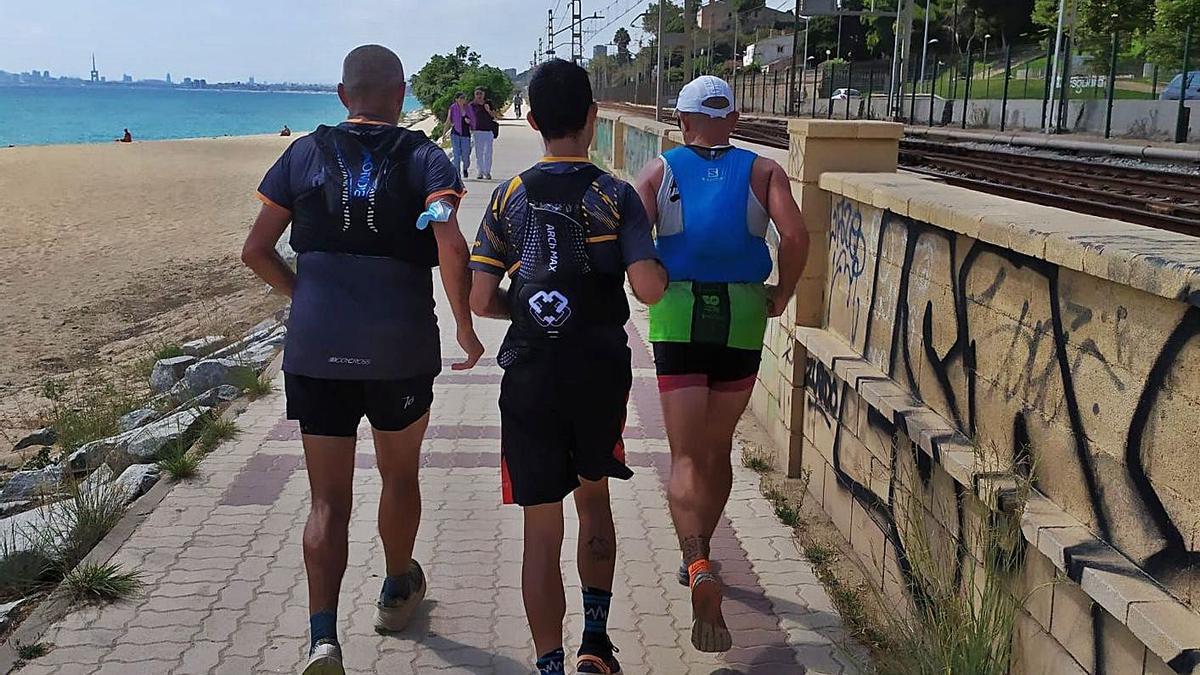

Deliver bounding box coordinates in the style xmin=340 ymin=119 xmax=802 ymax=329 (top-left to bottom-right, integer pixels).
xmin=652 ymin=342 xmax=762 ymax=393
xmin=499 ymin=343 xmax=634 ymax=507
xmin=284 ymin=373 xmax=435 ymax=437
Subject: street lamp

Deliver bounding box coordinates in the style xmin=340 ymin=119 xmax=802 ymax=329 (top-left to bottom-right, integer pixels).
xmin=629 ymin=10 xmax=665 ymax=122
xmin=925 ymin=38 xmax=939 ymax=94
xmin=983 ymin=33 xmax=993 ymax=97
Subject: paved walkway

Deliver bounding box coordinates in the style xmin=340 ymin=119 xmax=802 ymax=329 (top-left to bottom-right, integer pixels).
xmin=18 ymin=118 xmax=857 ymax=674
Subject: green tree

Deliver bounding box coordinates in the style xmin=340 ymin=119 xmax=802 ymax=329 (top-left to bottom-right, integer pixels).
xmin=412 ymin=46 xmax=514 ymax=123
xmin=1146 ymin=0 xmax=1200 ymax=69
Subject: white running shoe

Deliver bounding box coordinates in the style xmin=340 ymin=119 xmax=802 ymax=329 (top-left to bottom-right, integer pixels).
xmin=374 ymin=559 xmax=428 ymax=634
xmin=301 ymin=640 xmax=344 ymax=675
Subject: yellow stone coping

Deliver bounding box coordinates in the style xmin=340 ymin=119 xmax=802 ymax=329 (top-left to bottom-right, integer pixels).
xmin=787 ymin=119 xmax=904 ymax=140
xmin=820 ymin=172 xmax=1200 ymax=308
xmin=797 ymin=325 xmax=1200 ymax=667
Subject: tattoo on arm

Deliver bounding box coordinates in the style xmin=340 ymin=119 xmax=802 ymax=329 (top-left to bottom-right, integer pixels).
xmin=680 ymin=535 xmax=711 ymax=564
xmin=586 ymin=536 xmax=615 ymax=563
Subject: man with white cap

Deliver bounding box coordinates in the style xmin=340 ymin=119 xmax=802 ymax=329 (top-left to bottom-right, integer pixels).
xmin=634 ymin=75 xmax=809 ymax=653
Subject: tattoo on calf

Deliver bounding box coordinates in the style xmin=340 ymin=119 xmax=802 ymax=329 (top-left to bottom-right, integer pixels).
xmin=586 ymin=536 xmax=615 ymax=562
xmin=680 ymin=535 xmax=711 ymax=564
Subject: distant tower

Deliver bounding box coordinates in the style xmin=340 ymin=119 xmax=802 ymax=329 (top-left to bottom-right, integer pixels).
xmin=166 ymin=72 xmax=172 ymax=85
xmin=90 ymin=54 xmax=99 ymax=83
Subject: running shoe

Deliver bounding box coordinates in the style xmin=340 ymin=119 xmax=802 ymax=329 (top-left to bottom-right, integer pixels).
xmin=373 ymin=559 xmax=428 ymax=634
xmin=576 ymin=640 xmax=621 ymax=674
xmin=677 ymin=558 xmax=689 ymax=587
xmin=301 ymin=640 xmax=344 ymax=675
xmin=463 ymin=167 xmax=469 ymax=178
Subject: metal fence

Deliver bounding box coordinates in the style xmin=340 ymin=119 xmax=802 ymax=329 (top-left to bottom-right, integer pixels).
xmin=596 ymin=28 xmax=1197 ymax=143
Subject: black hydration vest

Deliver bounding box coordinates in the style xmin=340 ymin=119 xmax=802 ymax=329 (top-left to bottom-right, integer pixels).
xmin=506 ymin=165 xmax=630 ymax=342
xmin=290 ymin=124 xmax=438 ymax=265
xmin=283 ymin=125 xmax=441 ymax=381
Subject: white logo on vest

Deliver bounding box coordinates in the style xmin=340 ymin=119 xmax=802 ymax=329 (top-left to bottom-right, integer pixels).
xmin=528 ymin=290 xmax=572 ymax=328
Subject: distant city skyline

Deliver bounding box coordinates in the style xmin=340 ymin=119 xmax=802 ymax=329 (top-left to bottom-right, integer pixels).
xmin=0 ymin=0 xmax=551 ymax=85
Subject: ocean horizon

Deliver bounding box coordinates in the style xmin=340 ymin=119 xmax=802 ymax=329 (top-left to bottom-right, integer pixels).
xmin=0 ymin=85 xmax=422 ymax=147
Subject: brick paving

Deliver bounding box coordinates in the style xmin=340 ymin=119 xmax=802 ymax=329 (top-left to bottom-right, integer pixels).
xmin=16 ymin=119 xmax=861 ymax=674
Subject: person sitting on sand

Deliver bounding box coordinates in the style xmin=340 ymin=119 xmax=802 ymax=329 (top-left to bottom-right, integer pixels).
xmin=119 ymin=129 xmax=132 ymax=143
xmin=280 ymin=125 xmax=292 ymax=137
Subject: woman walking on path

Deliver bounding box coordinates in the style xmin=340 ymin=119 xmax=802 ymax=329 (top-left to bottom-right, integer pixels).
xmin=470 ymin=87 xmax=497 ymax=180
xmin=446 ymin=92 xmax=475 ymax=179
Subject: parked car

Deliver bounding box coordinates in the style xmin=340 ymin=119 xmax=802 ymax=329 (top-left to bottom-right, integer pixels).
xmin=1161 ymin=71 xmax=1200 ymax=100
xmin=830 ymin=88 xmax=862 ymax=101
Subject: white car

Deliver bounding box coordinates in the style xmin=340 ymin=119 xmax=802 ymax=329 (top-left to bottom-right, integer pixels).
xmin=830 ymin=88 xmax=862 ymax=101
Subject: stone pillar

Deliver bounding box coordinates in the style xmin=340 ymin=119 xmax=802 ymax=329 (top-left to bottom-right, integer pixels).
xmin=611 ymin=117 xmax=626 ymax=174
xmin=773 ymin=120 xmax=902 ymax=479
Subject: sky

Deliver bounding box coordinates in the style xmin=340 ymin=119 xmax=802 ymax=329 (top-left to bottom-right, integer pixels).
xmin=0 ymin=0 xmax=646 ymax=84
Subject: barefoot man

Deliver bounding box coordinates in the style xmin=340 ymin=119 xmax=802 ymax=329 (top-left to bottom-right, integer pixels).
xmin=634 ymin=75 xmax=809 ymax=653
xmin=470 ymin=59 xmax=667 ymax=674
xmin=241 ymin=44 xmax=483 ymax=675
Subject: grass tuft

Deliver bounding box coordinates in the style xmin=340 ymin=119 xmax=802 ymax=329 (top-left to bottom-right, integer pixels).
xmin=63 ymin=562 xmax=144 ymax=604
xmin=158 ymin=450 xmax=202 ymax=481
xmin=16 ymin=641 xmax=51 ymax=661
xmin=739 ymin=443 xmax=773 ymax=473
xmin=230 ymin=369 xmax=274 ymax=400
xmin=32 ymin=481 xmax=129 ymax=572
xmin=153 ymin=344 xmax=185 ymax=361
xmin=40 ymin=376 xmax=140 ymax=453
xmin=196 ymin=418 xmax=238 ymax=454
xmin=803 ymin=542 xmax=835 ymax=567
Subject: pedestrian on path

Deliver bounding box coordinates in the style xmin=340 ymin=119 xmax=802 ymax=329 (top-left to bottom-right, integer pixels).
xmin=513 ymin=90 xmax=524 ymax=117
xmin=446 ymin=92 xmax=475 ymax=178
xmin=241 ymin=44 xmax=484 ymax=675
xmin=470 ymin=86 xmax=498 ymax=179
xmin=468 ymin=59 xmax=668 ymax=675
xmin=633 ymin=75 xmax=810 ymax=654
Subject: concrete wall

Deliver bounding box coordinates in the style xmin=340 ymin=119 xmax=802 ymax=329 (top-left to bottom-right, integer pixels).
xmin=593 ymin=109 xmax=1200 ymax=674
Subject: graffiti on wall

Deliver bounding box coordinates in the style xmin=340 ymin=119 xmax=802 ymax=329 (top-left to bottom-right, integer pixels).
xmin=809 ymin=197 xmax=1200 ymax=673
xmin=622 ymin=126 xmax=660 ymax=179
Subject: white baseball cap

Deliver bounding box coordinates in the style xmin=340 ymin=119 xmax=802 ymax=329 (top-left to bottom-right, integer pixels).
xmin=675 ymin=75 xmax=736 ymax=118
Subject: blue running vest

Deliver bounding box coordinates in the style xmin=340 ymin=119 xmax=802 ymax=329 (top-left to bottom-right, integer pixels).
xmin=656 ymin=146 xmax=771 ymax=284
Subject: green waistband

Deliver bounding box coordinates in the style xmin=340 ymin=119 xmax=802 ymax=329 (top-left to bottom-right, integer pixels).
xmin=648 ymin=281 xmax=768 ymax=350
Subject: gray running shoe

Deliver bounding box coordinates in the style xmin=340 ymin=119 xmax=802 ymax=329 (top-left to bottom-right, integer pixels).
xmin=373 ymin=559 xmax=427 ymax=634
xmin=301 ymin=640 xmax=344 ymax=675
xmin=677 ymin=558 xmax=689 ymax=587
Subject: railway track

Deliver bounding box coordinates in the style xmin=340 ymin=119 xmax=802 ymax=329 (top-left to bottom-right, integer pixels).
xmin=598 ymin=102 xmax=1200 ymax=235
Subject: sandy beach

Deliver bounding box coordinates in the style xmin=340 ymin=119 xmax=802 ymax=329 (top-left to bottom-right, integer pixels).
xmin=0 ymin=114 xmax=438 ymax=466
xmin=0 ymin=134 xmax=293 ymax=453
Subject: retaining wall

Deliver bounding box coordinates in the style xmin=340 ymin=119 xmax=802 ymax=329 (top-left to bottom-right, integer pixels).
xmin=593 ymin=109 xmax=1200 ymax=675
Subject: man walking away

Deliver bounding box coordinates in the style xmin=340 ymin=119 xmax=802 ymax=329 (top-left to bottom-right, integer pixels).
xmin=634 ymin=75 xmax=809 ymax=653
xmin=469 ymin=59 xmax=667 ymax=675
xmin=446 ymin=92 xmax=475 ymax=178
xmin=513 ymin=90 xmax=524 ymax=118
xmin=470 ymin=87 xmax=497 ymax=179
xmin=241 ymin=44 xmax=484 ymax=675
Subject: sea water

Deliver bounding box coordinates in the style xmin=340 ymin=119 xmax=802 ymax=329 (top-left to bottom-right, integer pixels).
xmin=0 ymin=85 xmax=421 ymax=147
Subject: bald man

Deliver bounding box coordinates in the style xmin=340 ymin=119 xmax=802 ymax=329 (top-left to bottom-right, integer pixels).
xmin=242 ymin=44 xmax=483 ymax=675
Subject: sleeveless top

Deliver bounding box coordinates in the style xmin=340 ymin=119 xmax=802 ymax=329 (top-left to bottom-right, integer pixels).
xmin=653 ymin=145 xmax=772 ymax=284
xmin=648 ymin=146 xmax=772 ymax=350
xmin=283 ymin=124 xmax=441 ymax=380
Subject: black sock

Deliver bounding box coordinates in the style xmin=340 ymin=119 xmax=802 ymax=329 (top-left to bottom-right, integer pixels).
xmin=309 ymin=610 xmax=337 ymax=651
xmin=536 ymin=647 xmax=565 ymax=674
xmin=581 ymin=586 xmax=613 ymax=650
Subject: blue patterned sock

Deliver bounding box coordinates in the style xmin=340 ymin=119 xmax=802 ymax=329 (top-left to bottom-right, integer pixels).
xmin=381 ymin=574 xmax=412 ymax=603
xmin=536 ymin=647 xmax=565 ymax=674
xmin=309 ymin=610 xmax=337 ymax=651
xmin=581 ymin=586 xmax=613 ymax=648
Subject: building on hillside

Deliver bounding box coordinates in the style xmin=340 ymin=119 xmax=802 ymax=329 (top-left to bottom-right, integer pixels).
xmin=697 ymin=0 xmax=793 ymax=33
xmin=744 ymin=34 xmax=795 ymax=68
xmin=594 ymin=45 xmax=608 ymax=60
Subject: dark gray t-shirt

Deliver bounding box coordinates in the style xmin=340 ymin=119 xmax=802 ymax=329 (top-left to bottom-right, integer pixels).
xmin=257 ymin=123 xmax=464 ymax=381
